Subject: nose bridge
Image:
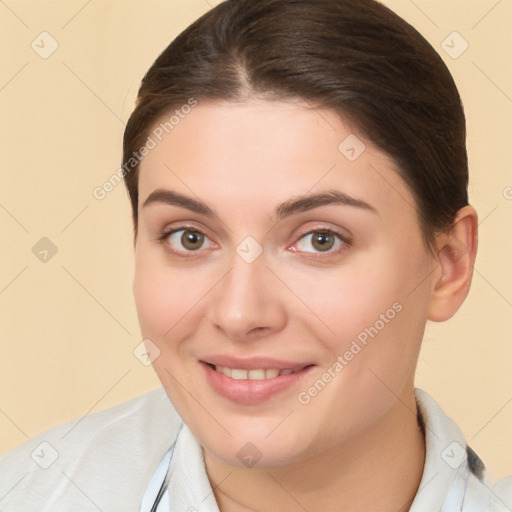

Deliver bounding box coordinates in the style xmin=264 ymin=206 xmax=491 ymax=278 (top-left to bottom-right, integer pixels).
xmin=207 ymin=247 xmax=286 ymax=340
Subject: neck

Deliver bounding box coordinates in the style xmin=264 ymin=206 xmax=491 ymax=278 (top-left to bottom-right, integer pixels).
xmin=204 ymin=388 xmax=426 ymax=512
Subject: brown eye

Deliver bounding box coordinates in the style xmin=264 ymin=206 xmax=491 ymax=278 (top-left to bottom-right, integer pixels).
xmin=294 ymin=230 xmax=346 ymax=255
xmin=311 ymin=232 xmax=335 ymax=252
xmin=180 ymin=230 xmax=205 ymax=250
xmin=165 ymin=229 xmax=209 ymax=252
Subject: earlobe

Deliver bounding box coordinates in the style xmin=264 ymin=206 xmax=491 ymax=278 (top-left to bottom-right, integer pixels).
xmin=427 ymin=206 xmax=478 ymax=322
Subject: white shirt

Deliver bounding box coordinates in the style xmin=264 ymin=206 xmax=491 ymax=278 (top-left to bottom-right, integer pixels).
xmin=0 ymin=387 xmax=510 ymax=511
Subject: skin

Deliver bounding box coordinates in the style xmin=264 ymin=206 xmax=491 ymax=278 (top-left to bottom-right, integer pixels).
xmin=133 ymin=99 xmax=478 ymax=511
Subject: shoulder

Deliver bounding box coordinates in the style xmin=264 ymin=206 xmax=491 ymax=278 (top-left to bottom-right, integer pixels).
xmin=413 ymin=388 xmax=512 ymax=512
xmin=461 ymin=471 xmax=512 ymax=511
xmin=0 ymin=387 xmax=183 ymax=512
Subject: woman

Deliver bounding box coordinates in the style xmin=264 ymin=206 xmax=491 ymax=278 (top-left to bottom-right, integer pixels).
xmin=1 ymin=0 xmax=510 ymax=510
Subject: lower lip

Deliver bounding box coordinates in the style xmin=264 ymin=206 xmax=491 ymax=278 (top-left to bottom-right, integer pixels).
xmin=201 ymin=362 xmax=316 ymax=404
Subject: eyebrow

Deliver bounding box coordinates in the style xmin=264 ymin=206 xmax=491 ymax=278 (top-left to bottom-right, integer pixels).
xmin=142 ymin=188 xmax=377 ymax=221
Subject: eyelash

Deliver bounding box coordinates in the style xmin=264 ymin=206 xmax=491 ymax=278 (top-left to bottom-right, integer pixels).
xmin=157 ymin=225 xmax=352 ymax=260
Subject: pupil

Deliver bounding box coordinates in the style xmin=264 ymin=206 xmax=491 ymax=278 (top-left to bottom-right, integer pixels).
xmin=182 ymin=231 xmax=203 ymax=250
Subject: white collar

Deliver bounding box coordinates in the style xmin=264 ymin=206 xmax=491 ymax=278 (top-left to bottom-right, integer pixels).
xmin=410 ymin=388 xmax=472 ymax=511
xmin=141 ymin=388 xmax=487 ymax=512
xmin=167 ymin=424 xmax=221 ymax=512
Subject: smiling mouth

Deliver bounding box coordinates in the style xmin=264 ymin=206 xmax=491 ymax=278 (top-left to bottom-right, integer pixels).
xmin=206 ymin=363 xmax=312 ymax=380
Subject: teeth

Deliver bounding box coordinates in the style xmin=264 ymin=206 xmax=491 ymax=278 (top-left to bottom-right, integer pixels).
xmin=214 ymin=365 xmax=302 ymax=379
xmin=265 ymin=368 xmax=280 ymax=379
xmin=231 ymin=369 xmax=248 ymax=380
xmin=248 ymin=369 xmax=265 ymax=380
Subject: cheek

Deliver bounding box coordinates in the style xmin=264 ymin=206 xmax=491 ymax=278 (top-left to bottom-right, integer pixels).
xmin=133 ymin=250 xmax=200 ymax=339
xmin=134 ymin=268 xmax=172 ymax=336
xmin=288 ymin=258 xmax=403 ymax=346
xmin=295 ymin=245 xmax=429 ymax=374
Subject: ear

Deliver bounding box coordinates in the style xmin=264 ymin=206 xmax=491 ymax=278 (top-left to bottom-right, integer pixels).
xmin=427 ymin=205 xmax=478 ymax=322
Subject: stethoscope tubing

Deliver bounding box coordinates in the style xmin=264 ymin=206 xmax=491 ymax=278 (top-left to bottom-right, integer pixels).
xmin=139 ymin=425 xmax=183 ymax=512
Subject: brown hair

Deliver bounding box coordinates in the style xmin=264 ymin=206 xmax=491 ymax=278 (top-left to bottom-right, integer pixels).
xmin=123 ymin=0 xmax=468 ymax=251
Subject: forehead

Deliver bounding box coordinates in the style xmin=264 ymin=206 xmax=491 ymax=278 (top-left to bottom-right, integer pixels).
xmin=137 ymin=99 xmax=415 ymax=221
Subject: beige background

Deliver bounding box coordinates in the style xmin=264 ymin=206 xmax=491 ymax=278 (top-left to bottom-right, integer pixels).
xmin=1 ymin=0 xmax=511 ymax=479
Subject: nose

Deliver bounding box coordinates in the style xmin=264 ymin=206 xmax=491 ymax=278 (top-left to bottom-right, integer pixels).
xmin=206 ymin=252 xmax=287 ymax=342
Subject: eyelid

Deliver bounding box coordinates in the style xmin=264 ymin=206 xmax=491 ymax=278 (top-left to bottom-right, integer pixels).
xmin=293 ymin=224 xmax=352 ymax=244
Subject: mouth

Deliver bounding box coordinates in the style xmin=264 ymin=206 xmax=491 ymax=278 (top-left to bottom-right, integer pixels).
xmin=206 ymin=363 xmax=311 ymax=380
xmin=200 ymin=360 xmax=316 ymax=404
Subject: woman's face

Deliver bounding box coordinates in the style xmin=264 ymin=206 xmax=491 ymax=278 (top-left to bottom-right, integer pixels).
xmin=133 ymin=99 xmax=437 ymax=467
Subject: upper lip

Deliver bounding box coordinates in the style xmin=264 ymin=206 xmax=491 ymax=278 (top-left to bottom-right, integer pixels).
xmin=201 ymin=355 xmax=314 ymax=370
